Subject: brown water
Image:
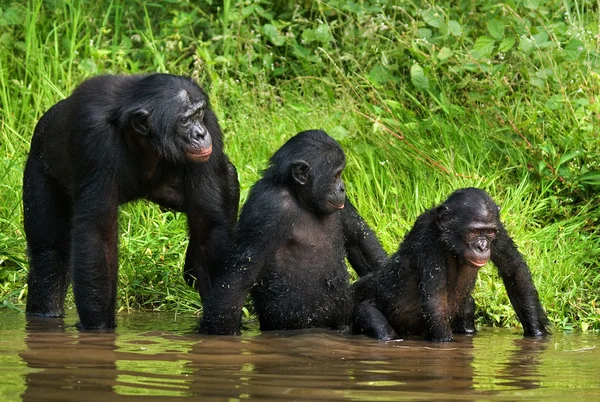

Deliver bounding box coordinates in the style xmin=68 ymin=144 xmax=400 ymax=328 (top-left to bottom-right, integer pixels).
xmin=1 ymin=310 xmax=599 ymax=401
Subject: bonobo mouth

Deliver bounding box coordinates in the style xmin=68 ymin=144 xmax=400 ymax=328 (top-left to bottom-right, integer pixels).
xmin=329 ymin=201 xmax=345 ymax=210
xmin=185 ymin=145 xmax=212 ymax=163
xmin=466 ymin=258 xmax=488 ymax=268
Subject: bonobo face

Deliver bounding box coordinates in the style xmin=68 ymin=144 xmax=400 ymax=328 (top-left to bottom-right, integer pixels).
xmin=462 ymin=221 xmax=497 ymax=268
xmin=437 ymin=188 xmax=500 ymax=268
xmin=321 ymin=166 xmax=346 ymax=214
xmin=291 ymin=153 xmax=346 ymax=215
xmin=177 ymin=93 xmax=212 ymax=163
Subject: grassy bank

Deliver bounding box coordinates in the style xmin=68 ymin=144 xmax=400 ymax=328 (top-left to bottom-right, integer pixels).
xmin=1 ymin=0 xmax=599 ymax=331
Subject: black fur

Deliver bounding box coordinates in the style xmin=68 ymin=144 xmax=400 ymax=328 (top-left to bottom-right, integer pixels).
xmin=354 ymin=187 xmax=548 ymax=341
xmin=200 ymin=130 xmax=387 ymax=334
xmin=23 ymin=73 xmax=239 ymax=329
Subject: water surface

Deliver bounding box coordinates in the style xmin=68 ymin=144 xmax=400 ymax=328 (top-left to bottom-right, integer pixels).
xmin=1 ymin=310 xmax=599 ymax=401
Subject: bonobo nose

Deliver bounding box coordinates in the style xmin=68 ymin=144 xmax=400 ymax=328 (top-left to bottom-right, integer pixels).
xmin=192 ymin=125 xmax=207 ymax=139
xmin=476 ymin=239 xmax=488 ymax=252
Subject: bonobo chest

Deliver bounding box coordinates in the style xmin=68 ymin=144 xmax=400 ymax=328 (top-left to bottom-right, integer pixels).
xmin=446 ymin=256 xmax=479 ymax=316
xmin=274 ymin=209 xmax=345 ymax=270
xmin=291 ymin=210 xmax=342 ymax=248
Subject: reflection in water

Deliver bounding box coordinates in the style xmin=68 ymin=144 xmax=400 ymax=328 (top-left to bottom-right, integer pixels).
xmin=20 ymin=316 xmax=120 ymax=401
xmin=498 ymin=337 xmax=548 ymax=390
xmin=4 ymin=311 xmax=599 ymax=401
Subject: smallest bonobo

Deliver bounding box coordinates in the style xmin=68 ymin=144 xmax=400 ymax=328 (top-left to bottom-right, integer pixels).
xmin=354 ymin=187 xmax=549 ymax=342
xmin=200 ymin=130 xmax=387 ymax=335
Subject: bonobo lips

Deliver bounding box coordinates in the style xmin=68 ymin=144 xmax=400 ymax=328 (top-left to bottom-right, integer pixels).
xmin=329 ymin=201 xmax=345 ymax=210
xmin=185 ymin=145 xmax=212 ymax=163
xmin=467 ymin=258 xmax=488 ymax=268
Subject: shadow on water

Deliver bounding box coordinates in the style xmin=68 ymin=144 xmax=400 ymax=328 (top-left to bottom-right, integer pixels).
xmin=1 ymin=310 xmax=599 ymax=401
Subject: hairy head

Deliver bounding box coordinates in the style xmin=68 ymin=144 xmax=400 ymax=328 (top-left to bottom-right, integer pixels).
xmin=436 ymin=188 xmax=499 ymax=268
xmin=118 ymin=74 xmax=213 ymax=163
xmin=264 ymin=130 xmax=346 ymax=215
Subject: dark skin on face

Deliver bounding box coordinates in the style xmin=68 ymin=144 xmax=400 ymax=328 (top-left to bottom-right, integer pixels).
xmin=353 ymin=187 xmax=549 ymax=342
xmin=179 ymin=98 xmax=213 ymax=162
xmin=200 ymin=130 xmax=388 ymax=335
xmin=23 ymin=73 xmax=239 ymax=329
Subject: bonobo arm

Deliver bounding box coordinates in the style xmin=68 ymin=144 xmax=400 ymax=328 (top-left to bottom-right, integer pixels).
xmin=419 ymin=249 xmax=453 ymax=341
xmin=452 ymin=294 xmax=477 ymax=334
xmin=200 ymin=186 xmax=286 ymax=335
xmin=354 ymin=300 xmax=398 ymax=340
xmin=353 ymin=272 xmax=398 ymax=340
xmin=492 ymin=223 xmax=549 ymax=337
xmin=199 ymin=240 xmax=264 ymax=335
xmin=341 ymin=199 xmax=388 ymax=276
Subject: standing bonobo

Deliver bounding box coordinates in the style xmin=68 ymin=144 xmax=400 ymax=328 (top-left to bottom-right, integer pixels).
xmin=200 ymin=130 xmax=387 ymax=335
xmin=354 ymin=188 xmax=548 ymax=341
xmin=23 ymin=74 xmax=240 ymax=329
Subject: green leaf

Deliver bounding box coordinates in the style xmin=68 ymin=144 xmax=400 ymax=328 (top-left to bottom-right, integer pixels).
xmin=564 ymin=40 xmax=585 ymax=61
xmin=78 ymin=58 xmax=97 ymax=74
xmin=524 ymin=0 xmax=539 ymax=9
xmin=410 ymin=63 xmax=429 ymax=91
xmin=241 ymin=4 xmax=258 ymax=17
xmin=417 ymin=28 xmax=432 ymax=39
xmin=302 ymin=28 xmax=316 ymax=43
xmin=263 ymin=24 xmax=284 ymax=46
xmin=329 ymin=126 xmax=350 ymax=141
xmin=533 ymin=31 xmax=549 ymax=45
xmin=421 ymin=8 xmax=443 ymax=28
xmin=530 ymin=77 xmax=545 ymax=88
xmin=448 ymin=20 xmax=462 ymax=37
xmin=0 ymin=5 xmax=24 ymax=26
xmin=369 ymin=64 xmax=391 ymax=85
xmin=545 ymin=95 xmax=563 ymax=110
xmin=579 ymin=171 xmax=600 ymax=187
xmin=384 ymin=99 xmax=403 ymax=111
xmin=498 ymin=36 xmax=516 ymax=52
xmin=557 ymin=150 xmax=582 ymax=169
xmin=313 ymin=24 xmax=333 ymax=43
xmin=437 ymin=47 xmax=453 ymax=62
xmin=518 ymin=36 xmax=533 ymax=54
xmin=472 ymin=36 xmax=495 ymax=58
xmin=487 ymin=18 xmax=504 ymax=40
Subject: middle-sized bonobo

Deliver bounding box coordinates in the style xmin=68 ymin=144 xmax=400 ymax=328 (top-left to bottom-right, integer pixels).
xmin=200 ymin=130 xmax=387 ymax=335
xmin=354 ymin=187 xmax=549 ymax=342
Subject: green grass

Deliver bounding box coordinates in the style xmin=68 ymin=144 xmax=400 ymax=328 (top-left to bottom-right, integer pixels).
xmin=1 ymin=0 xmax=599 ymax=332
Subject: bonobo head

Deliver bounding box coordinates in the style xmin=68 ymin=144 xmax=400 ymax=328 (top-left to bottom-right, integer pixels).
xmin=265 ymin=130 xmax=346 ymax=215
xmin=436 ymin=188 xmax=500 ymax=268
xmin=119 ymin=74 xmax=213 ymax=163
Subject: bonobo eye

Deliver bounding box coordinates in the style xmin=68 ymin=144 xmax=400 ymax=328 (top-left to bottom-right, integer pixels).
xmin=485 ymin=229 xmax=497 ymax=240
xmin=466 ymin=230 xmax=480 ymax=241
xmin=195 ymin=108 xmax=205 ymax=121
xmin=180 ymin=116 xmax=191 ymax=126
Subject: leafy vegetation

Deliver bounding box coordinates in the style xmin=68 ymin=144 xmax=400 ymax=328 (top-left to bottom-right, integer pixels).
xmin=1 ymin=0 xmax=599 ymax=331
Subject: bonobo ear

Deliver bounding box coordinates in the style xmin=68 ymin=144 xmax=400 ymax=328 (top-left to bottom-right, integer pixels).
xmin=435 ymin=205 xmax=449 ymax=230
xmin=291 ymin=160 xmax=310 ymax=186
xmin=131 ymin=108 xmax=150 ymax=135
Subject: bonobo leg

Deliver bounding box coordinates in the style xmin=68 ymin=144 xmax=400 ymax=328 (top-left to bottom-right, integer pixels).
xmin=71 ymin=189 xmax=119 ymax=329
xmin=354 ymin=300 xmax=398 ymax=340
xmin=452 ymin=295 xmax=477 ymax=335
xmin=23 ymin=157 xmax=71 ymax=317
xmin=183 ymin=163 xmax=239 ymax=300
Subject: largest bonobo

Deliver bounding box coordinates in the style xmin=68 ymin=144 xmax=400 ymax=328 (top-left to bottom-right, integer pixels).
xmin=23 ymin=73 xmax=240 ymax=329
xmin=200 ymin=130 xmax=387 ymax=335
xmin=354 ymin=188 xmax=548 ymax=341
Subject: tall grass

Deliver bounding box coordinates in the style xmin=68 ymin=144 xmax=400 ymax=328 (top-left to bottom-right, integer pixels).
xmin=0 ymin=0 xmax=598 ymax=331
